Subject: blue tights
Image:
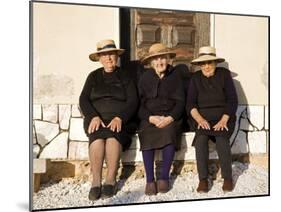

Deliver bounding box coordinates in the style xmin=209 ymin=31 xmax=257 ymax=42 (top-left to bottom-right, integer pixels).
xmin=142 ymin=144 xmax=175 ymax=183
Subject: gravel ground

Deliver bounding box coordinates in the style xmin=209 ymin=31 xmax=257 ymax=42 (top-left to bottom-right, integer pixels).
xmin=33 ymin=162 xmax=268 ymax=210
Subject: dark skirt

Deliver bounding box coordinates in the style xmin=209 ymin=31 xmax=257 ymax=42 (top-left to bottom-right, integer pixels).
xmin=190 ymin=118 xmax=236 ymax=146
xmin=84 ymin=118 xmax=133 ymax=151
xmin=138 ymin=119 xmax=183 ymax=151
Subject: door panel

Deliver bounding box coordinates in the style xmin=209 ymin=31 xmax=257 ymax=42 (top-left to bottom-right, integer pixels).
xmin=130 ymin=9 xmax=210 ymax=68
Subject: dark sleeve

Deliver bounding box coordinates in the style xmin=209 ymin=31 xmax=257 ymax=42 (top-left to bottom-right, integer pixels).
xmin=223 ymin=70 xmax=238 ymax=116
xmin=138 ymin=77 xmax=152 ymax=121
xmin=119 ymin=80 xmax=139 ymax=124
xmin=186 ymin=76 xmax=199 ymax=115
xmin=79 ymin=72 xmax=99 ymax=120
xmin=169 ymin=79 xmax=185 ymax=121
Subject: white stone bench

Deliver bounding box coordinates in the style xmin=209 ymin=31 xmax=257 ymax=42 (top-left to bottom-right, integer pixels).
xmin=121 ymin=132 xmax=222 ymax=163
xmin=34 ymin=104 xmax=268 ymax=162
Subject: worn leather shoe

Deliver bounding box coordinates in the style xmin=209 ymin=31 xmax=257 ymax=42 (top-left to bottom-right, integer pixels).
xmin=145 ymin=181 xmax=157 ymax=195
xmin=222 ymin=179 xmax=233 ymax=192
xmin=88 ymin=186 xmax=101 ymax=201
xmin=197 ymin=179 xmax=209 ymax=193
xmin=102 ymin=184 xmax=118 ymax=198
xmin=157 ymin=180 xmax=169 ymax=193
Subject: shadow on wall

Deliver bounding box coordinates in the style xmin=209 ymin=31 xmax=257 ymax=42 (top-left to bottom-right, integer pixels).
xmin=218 ymin=61 xmax=248 ymax=104
xmin=219 ymin=62 xmax=249 ymax=158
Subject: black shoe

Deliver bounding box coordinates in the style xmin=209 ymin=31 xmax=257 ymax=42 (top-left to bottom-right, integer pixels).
xmin=102 ymin=184 xmax=118 ymax=198
xmin=222 ymin=179 xmax=234 ymax=192
xmin=145 ymin=181 xmax=157 ymax=195
xmin=196 ymin=179 xmax=209 ymax=193
xmin=88 ymin=186 xmax=101 ymax=201
xmin=157 ymin=180 xmax=169 ymax=193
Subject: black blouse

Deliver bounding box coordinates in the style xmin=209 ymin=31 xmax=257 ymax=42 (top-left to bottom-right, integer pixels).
xmin=79 ymin=67 xmax=138 ymax=123
xmin=186 ymin=67 xmax=238 ymax=121
xmin=138 ymin=65 xmax=185 ymax=121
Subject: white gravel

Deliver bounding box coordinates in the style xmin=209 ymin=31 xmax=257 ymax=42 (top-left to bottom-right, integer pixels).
xmin=33 ymin=162 xmax=268 ymax=210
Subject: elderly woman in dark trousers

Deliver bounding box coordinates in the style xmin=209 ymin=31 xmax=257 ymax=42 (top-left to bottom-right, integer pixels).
xmin=138 ymin=43 xmax=185 ymax=195
xmin=79 ymin=39 xmax=138 ymax=200
xmin=186 ymin=46 xmax=238 ymax=193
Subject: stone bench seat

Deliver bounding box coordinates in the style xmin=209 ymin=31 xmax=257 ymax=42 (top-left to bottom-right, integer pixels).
xmin=120 ymin=132 xmax=221 ymax=163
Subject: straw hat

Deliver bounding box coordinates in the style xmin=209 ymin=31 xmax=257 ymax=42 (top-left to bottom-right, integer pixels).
xmin=141 ymin=43 xmax=176 ymax=64
xmin=89 ymin=39 xmax=125 ymax=61
xmin=191 ymin=46 xmax=225 ymax=65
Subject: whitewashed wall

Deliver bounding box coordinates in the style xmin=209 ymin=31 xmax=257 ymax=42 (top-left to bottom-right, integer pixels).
xmin=214 ymin=14 xmax=268 ymax=105
xmin=33 ymin=3 xmax=120 ymax=104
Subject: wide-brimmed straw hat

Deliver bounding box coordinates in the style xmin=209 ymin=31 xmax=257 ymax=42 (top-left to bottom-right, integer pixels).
xmin=191 ymin=46 xmax=225 ymax=65
xmin=141 ymin=43 xmax=176 ymax=64
xmin=89 ymin=39 xmax=125 ymax=61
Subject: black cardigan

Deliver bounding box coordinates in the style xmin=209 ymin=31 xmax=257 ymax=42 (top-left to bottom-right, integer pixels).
xmin=138 ymin=65 xmax=185 ymax=121
xmin=186 ymin=67 xmax=238 ymax=121
xmin=79 ymin=67 xmax=138 ymax=124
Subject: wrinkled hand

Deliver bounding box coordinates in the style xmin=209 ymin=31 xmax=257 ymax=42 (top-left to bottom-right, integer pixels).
xmin=197 ymin=118 xmax=210 ymax=130
xmin=213 ymin=115 xmax=229 ymax=131
xmin=88 ymin=116 xmax=105 ymax=134
xmin=107 ymin=117 xmax=122 ymax=133
xmin=149 ymin=115 xmax=163 ymax=126
xmin=156 ymin=116 xmax=174 ymax=128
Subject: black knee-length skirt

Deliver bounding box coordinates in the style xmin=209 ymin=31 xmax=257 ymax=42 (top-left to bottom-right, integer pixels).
xmin=138 ymin=119 xmax=183 ymax=151
xmin=83 ymin=118 xmax=133 ymax=151
xmin=191 ymin=119 xmax=236 ymax=146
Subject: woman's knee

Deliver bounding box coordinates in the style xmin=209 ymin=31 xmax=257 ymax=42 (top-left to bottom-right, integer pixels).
xmin=105 ymin=137 xmax=119 ymax=143
xmin=215 ymin=136 xmax=230 ymax=147
xmin=89 ymin=139 xmax=105 ymax=149
xmin=194 ymin=135 xmax=209 ymax=147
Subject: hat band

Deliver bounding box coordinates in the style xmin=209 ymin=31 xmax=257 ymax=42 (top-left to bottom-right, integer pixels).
xmin=199 ymin=53 xmax=216 ymax=57
xmin=97 ymin=44 xmax=117 ymax=51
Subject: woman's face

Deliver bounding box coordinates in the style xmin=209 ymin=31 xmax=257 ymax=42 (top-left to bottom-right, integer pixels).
xmin=150 ymin=55 xmax=169 ymax=74
xmin=98 ymin=51 xmax=118 ymax=72
xmin=199 ymin=60 xmax=217 ymax=77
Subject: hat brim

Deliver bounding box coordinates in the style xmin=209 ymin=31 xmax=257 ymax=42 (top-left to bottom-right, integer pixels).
xmin=191 ymin=55 xmax=225 ymax=65
xmin=89 ymin=48 xmax=125 ymax=61
xmin=141 ymin=52 xmax=176 ymax=64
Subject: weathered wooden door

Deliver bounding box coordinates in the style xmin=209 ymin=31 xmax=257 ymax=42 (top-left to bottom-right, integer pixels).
xmin=127 ymin=8 xmax=210 ymax=69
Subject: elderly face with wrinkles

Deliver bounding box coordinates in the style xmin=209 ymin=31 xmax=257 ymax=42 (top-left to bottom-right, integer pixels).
xmin=98 ymin=51 xmax=118 ymax=72
xmin=150 ymin=55 xmax=170 ymax=78
xmin=198 ymin=60 xmax=217 ymax=78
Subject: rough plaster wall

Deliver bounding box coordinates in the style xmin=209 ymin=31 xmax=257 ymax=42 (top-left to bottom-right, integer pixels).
xmin=214 ymin=14 xmax=268 ymax=105
xmin=33 ymin=2 xmax=120 ymax=104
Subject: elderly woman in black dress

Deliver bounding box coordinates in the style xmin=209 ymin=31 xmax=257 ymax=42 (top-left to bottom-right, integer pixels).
xmin=186 ymin=46 xmax=238 ymax=193
xmin=79 ymin=39 xmax=138 ymax=200
xmin=138 ymin=43 xmax=185 ymax=195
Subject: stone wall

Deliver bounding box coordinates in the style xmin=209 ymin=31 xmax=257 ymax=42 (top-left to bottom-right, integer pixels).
xmin=33 ymin=104 xmax=268 ymax=162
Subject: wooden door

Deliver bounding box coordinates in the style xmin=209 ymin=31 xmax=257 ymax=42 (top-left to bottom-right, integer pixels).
xmin=123 ymin=8 xmax=210 ymax=69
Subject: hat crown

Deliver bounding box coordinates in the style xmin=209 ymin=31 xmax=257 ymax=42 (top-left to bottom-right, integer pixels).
xmin=96 ymin=39 xmax=116 ymax=50
xmin=198 ymin=46 xmax=216 ymax=56
xmin=148 ymin=43 xmax=169 ymax=55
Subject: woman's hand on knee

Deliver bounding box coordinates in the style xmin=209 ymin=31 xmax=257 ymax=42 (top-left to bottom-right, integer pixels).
xmin=107 ymin=117 xmax=122 ymax=132
xmin=197 ymin=118 xmax=210 ymax=130
xmin=88 ymin=116 xmax=105 ymax=134
xmin=213 ymin=115 xmax=229 ymax=131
